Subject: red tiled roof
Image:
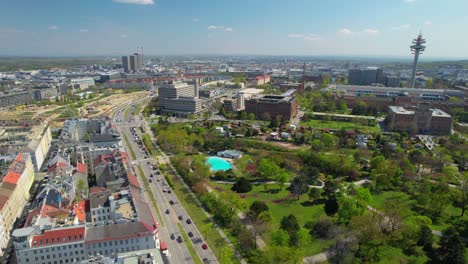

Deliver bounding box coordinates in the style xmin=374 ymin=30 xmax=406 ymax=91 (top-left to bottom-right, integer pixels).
xmin=76 ymin=163 xmax=87 ymax=174
xmin=127 ymin=173 xmax=141 ymax=189
xmin=90 ymin=187 xmax=107 ymax=194
xmin=31 ymin=227 xmax=85 ymax=247
xmin=4 ymin=171 xmax=20 ymax=184
xmin=25 ymin=207 xmax=41 ymax=227
xmin=40 ymin=204 xmax=60 ymax=218
xmin=73 ymin=201 xmax=86 ymax=223
xmin=15 ymin=153 xmax=24 ymax=161
xmin=94 ymin=154 xmax=114 ymax=167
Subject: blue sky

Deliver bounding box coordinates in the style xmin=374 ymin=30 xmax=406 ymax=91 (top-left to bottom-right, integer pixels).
xmin=0 ymin=0 xmax=467 ymax=58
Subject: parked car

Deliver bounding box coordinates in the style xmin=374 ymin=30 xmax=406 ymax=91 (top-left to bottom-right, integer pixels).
xmin=188 ymin=231 xmax=193 ymax=237
xmin=178 ymin=215 xmax=183 ymax=220
xmin=177 ymin=236 xmax=183 ymax=243
xmin=169 ymin=200 xmax=174 ymax=205
xmin=186 ymin=219 xmax=192 ymax=224
xmin=165 ymin=209 xmax=170 ymax=214
xmin=202 ymin=243 xmax=208 ymax=250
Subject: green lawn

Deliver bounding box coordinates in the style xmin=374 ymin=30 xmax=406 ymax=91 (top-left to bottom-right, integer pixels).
xmin=371 ymin=191 xmax=468 ymax=232
xmin=211 ymin=183 xmax=332 ymax=256
xmin=300 ymin=119 xmax=380 ymax=133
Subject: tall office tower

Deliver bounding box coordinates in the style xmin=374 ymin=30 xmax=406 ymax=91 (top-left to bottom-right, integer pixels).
xmin=348 ymin=69 xmax=362 ymax=85
xmin=410 ymin=32 xmax=426 ymax=88
xmin=134 ymin=53 xmax=144 ymax=69
xmin=121 ymin=56 xmax=129 ymax=72
xmin=194 ymin=79 xmax=199 ymax=98
xmin=129 ymin=54 xmax=137 ymax=72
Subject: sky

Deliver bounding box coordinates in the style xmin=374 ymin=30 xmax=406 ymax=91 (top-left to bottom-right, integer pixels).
xmin=0 ymin=0 xmax=467 ymax=58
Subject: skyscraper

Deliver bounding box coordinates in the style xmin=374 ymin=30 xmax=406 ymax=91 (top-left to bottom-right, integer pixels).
xmin=348 ymin=67 xmax=383 ymax=85
xmin=121 ymin=56 xmax=129 ymax=72
xmin=410 ymin=32 xmax=426 ymax=88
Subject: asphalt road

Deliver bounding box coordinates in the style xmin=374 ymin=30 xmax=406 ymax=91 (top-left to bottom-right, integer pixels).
xmin=114 ymin=101 xmax=219 ymax=264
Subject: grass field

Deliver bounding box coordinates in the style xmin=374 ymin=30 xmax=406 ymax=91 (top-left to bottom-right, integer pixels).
xmin=212 ymin=183 xmax=333 ymax=256
xmin=301 ymin=119 xmax=380 ymax=133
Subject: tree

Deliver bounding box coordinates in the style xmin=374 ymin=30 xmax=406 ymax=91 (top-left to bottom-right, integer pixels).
xmin=271 ymin=229 xmax=290 ymax=246
xmin=417 ymin=225 xmax=433 ymax=253
xmin=349 ymin=214 xmax=385 ymax=261
xmin=435 ymin=227 xmax=465 ymax=264
xmin=251 ymin=246 xmax=303 ymax=264
xmin=280 ymin=214 xmax=300 ymax=236
xmin=324 ymin=197 xmax=339 ymax=216
xmin=231 ymin=177 xmax=252 ymax=193
xmin=455 ymin=171 xmax=468 ymax=217
xmin=308 ymin=188 xmax=322 ymax=201
xmin=409 ymin=149 xmax=425 ymax=173
xmin=276 ymin=169 xmax=289 ymax=190
xmin=248 ymin=113 xmax=255 ymax=121
xmin=311 ymin=218 xmax=339 ymax=239
xmin=248 ymin=201 xmax=269 ymax=220
xmin=322 ymin=178 xmax=339 ymax=200
xmin=258 ymin=158 xmax=280 ymax=180
xmin=289 ymin=175 xmax=309 ymax=200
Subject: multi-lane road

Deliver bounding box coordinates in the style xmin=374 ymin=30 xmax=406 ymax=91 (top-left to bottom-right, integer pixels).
xmin=113 ymin=100 xmax=219 ymax=264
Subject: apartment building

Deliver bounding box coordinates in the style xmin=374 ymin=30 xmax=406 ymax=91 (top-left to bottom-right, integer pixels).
xmin=0 ymin=153 xmax=35 ymax=256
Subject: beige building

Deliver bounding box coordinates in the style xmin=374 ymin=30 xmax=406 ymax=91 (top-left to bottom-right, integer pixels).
xmin=0 ymin=153 xmax=35 ymax=256
xmin=387 ymin=105 xmax=453 ymax=135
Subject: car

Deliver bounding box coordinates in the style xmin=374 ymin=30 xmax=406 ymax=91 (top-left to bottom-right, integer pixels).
xmin=170 ymin=234 xmax=175 ymax=240
xmin=178 ymin=215 xmax=183 ymax=221
xmin=149 ymin=179 xmax=152 ymax=183
xmin=156 ymin=178 xmax=160 ymax=182
xmin=169 ymin=200 xmax=174 ymax=205
xmin=188 ymin=231 xmax=193 ymax=237
xmin=165 ymin=209 xmax=170 ymax=214
xmin=163 ymin=188 xmax=168 ymax=192
xmin=177 ymin=236 xmax=183 ymax=243
xmin=202 ymin=243 xmax=208 ymax=250
xmin=150 ymin=174 xmax=154 ymax=178
xmin=186 ymin=219 xmax=191 ymax=224
xmin=167 ymin=190 xmax=172 ymax=194
xmin=147 ymin=161 xmax=150 ymax=165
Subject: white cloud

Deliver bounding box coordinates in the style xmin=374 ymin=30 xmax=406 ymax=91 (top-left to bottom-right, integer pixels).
xmin=288 ymin=33 xmax=320 ymax=41
xmin=48 ymin=25 xmax=59 ymax=30
xmin=338 ymin=28 xmax=353 ymax=35
xmin=79 ymin=29 xmax=89 ymax=33
xmin=363 ymin=28 xmax=379 ymax=35
xmin=113 ymin=0 xmax=154 ymax=5
xmin=424 ymin=20 xmax=432 ymax=25
xmin=208 ymin=25 xmax=233 ymax=32
xmin=208 ymin=25 xmax=224 ymax=30
xmin=193 ymin=18 xmax=199 ymax=23
xmin=337 ymin=28 xmax=379 ymax=36
xmin=392 ymin=24 xmax=411 ymax=30
xmin=120 ymin=34 xmax=128 ymax=38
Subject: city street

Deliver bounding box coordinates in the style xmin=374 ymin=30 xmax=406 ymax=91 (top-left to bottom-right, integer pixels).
xmin=113 ymin=100 xmax=219 ymax=264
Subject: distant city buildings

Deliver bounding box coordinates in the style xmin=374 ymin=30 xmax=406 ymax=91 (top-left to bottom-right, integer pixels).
xmin=157 ymin=81 xmax=202 ymax=115
xmin=255 ymin=74 xmax=271 ymax=86
xmin=387 ymin=104 xmax=452 ymax=135
xmin=122 ymin=51 xmax=144 ymax=73
xmin=70 ymin=77 xmax=95 ymax=91
xmin=348 ymin=67 xmax=384 ymax=86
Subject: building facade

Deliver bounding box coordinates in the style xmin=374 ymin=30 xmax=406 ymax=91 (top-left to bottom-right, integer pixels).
xmin=387 ymin=105 xmax=453 ymax=135
xmin=157 ymin=81 xmax=202 ymax=114
xmin=0 ymin=153 xmax=35 ymax=256
xmin=245 ymin=95 xmax=298 ymax=121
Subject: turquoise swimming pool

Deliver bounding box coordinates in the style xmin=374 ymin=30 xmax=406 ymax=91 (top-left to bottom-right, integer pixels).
xmin=206 ymin=157 xmax=232 ymax=171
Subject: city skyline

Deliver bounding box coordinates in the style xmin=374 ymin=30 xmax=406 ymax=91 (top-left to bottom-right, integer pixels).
xmin=0 ymin=0 xmax=468 ymax=58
